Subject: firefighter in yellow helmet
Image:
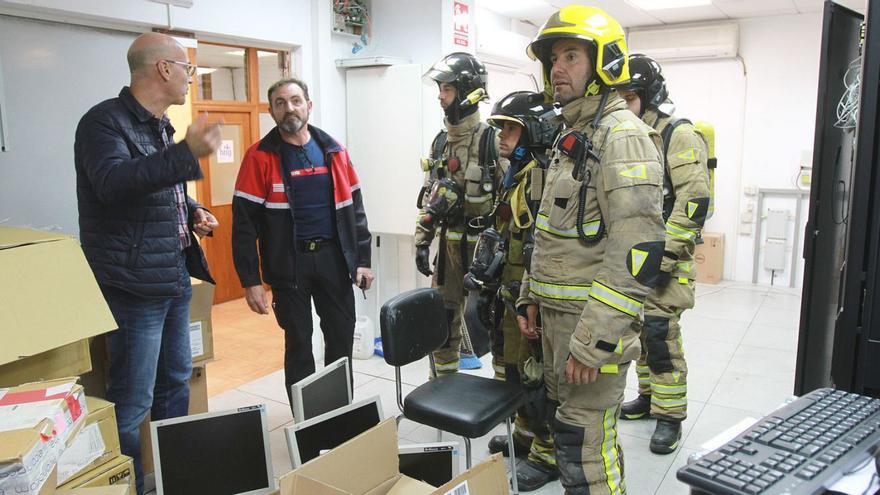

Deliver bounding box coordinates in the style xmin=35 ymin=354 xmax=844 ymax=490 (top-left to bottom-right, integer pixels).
xmin=516 ymin=6 xmax=667 ymax=494
xmin=415 ymin=52 xmax=503 ymax=375
xmin=617 ymin=54 xmax=711 ymax=455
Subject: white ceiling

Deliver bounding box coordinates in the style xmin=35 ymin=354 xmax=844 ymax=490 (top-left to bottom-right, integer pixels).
xmin=477 ymin=0 xmax=866 ymax=28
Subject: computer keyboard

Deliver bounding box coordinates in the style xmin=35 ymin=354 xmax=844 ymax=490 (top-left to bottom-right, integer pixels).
xmin=677 ymin=388 xmax=880 ymax=494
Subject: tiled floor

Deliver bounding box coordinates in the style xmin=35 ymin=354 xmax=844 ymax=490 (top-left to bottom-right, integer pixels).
xmin=205 ymin=280 xmax=802 ymax=494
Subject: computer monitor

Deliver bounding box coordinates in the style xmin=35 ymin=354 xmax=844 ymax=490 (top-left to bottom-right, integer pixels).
xmin=151 ymin=405 xmax=275 ymax=495
xmin=284 ymin=395 xmax=383 ymax=468
xmin=398 ymin=442 xmax=460 ymax=487
xmin=290 ymin=356 xmax=352 ymax=422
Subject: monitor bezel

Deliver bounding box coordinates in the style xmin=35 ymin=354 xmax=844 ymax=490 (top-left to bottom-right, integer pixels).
xmin=398 ymin=441 xmax=461 ymax=485
xmin=150 ymin=404 xmax=276 ymax=495
xmin=284 ymin=395 xmax=384 ymax=468
xmin=290 ymin=356 xmax=353 ymax=422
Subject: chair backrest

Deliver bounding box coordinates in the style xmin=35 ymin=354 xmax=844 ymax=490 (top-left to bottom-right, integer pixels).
xmin=380 ymin=288 xmax=449 ymax=367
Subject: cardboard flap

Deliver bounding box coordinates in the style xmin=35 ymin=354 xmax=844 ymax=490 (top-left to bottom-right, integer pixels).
xmin=383 ymin=475 xmax=436 ymax=495
xmin=287 ymin=475 xmax=350 ymax=495
xmin=0 ymin=419 xmax=53 ymax=463
xmin=280 ymin=419 xmax=399 ymax=495
xmin=0 ymin=226 xmax=66 ymax=249
xmin=0 ymin=227 xmax=118 ymax=366
xmin=432 ymin=454 xmax=509 ymax=495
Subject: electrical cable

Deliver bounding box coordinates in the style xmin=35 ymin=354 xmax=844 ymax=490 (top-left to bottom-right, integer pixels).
xmin=835 ymin=56 xmax=862 ymax=130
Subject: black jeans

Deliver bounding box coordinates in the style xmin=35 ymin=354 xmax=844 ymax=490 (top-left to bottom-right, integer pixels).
xmin=271 ymin=243 xmax=356 ymax=410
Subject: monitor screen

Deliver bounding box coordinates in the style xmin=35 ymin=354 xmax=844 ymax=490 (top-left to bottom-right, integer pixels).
xmin=151 ymin=405 xmax=274 ymax=495
xmin=291 ymin=356 xmax=352 ymax=422
xmin=398 ymin=442 xmax=460 ymax=487
xmin=285 ymin=396 xmax=383 ymax=467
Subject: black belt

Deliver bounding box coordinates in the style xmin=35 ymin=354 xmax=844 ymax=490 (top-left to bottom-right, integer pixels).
xmin=296 ymin=238 xmax=333 ymax=252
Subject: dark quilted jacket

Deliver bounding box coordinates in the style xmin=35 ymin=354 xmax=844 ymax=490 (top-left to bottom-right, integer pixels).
xmin=75 ymin=87 xmax=213 ymax=297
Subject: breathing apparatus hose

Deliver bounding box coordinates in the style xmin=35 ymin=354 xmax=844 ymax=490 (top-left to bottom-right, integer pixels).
xmin=575 ymin=88 xmax=610 ymax=244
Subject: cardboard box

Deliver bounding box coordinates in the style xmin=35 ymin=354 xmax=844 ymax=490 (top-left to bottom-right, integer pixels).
xmin=139 ymin=365 xmax=208 ymax=478
xmin=0 ymin=226 xmax=117 ymax=367
xmin=279 ymin=419 xmax=509 ymax=495
xmin=58 ymin=455 xmax=134 ymax=491
xmin=0 ymin=420 xmax=60 ymax=495
xmin=0 ymin=378 xmax=89 ymax=495
xmin=62 ymin=486 xmax=130 ymax=495
xmin=695 ymin=232 xmax=724 ymax=284
xmin=0 ymin=340 xmax=92 ymax=389
xmin=57 ymin=397 xmax=121 ymax=485
xmin=189 ymin=279 xmax=215 ymax=365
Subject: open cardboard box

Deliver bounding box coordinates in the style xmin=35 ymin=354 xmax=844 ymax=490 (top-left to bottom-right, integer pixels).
xmin=57 ymin=397 xmax=121 ymax=485
xmin=0 ymin=378 xmax=89 ymax=494
xmin=0 ymin=227 xmax=117 ymax=368
xmin=58 ymin=454 xmax=134 ymax=491
xmin=279 ymin=419 xmax=509 ymax=495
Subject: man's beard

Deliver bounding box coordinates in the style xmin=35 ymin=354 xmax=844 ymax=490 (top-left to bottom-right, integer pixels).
xmin=279 ymin=113 xmax=306 ymax=134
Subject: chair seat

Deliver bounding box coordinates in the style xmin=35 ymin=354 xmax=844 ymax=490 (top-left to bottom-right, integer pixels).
xmin=403 ymin=373 xmax=524 ymax=438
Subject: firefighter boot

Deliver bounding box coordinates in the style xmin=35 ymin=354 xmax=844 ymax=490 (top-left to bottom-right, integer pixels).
xmin=515 ymin=459 xmax=559 ymax=492
xmin=488 ymin=434 xmax=531 ymax=457
xmin=621 ymin=394 xmax=651 ymax=420
xmin=650 ymin=418 xmax=683 ymax=454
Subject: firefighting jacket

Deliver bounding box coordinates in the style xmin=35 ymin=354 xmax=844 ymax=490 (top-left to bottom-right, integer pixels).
xmin=415 ymin=112 xmax=501 ymax=246
xmin=643 ymin=108 xmax=711 ymax=280
xmin=518 ymin=93 xmax=667 ymax=370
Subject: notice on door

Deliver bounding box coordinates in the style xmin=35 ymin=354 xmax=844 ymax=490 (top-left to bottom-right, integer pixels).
xmin=217 ymin=139 xmax=234 ymax=163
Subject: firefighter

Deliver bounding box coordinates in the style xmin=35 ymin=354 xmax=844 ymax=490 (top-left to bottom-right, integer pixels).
xmin=516 ymin=6 xmax=667 ymax=494
xmin=617 ymin=53 xmax=711 ymax=455
xmin=464 ymin=91 xmax=560 ymax=490
xmin=416 ymin=52 xmax=502 ymax=375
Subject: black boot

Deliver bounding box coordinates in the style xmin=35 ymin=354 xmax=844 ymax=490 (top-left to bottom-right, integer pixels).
xmin=650 ymin=418 xmax=683 ymax=454
xmin=515 ymin=459 xmax=559 ymax=492
xmin=620 ymin=394 xmax=651 ymax=420
xmin=488 ymin=434 xmax=531 ymax=457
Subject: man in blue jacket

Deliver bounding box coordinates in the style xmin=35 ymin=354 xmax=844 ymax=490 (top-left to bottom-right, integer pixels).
xmin=74 ymin=32 xmax=220 ymax=495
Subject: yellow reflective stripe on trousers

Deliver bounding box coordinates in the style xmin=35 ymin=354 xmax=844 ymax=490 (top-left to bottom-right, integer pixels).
xmin=589 ymin=281 xmax=643 ymax=317
xmin=601 ymin=407 xmax=624 ymax=495
xmin=529 ymin=278 xmax=591 ymax=301
xmin=666 ymin=222 xmax=697 ymax=241
xmin=651 ymin=382 xmax=687 ymax=395
xmin=444 ymin=231 xmax=478 ymax=243
xmin=535 ymin=214 xmax=601 ymax=238
xmin=651 ymin=395 xmax=687 ymax=409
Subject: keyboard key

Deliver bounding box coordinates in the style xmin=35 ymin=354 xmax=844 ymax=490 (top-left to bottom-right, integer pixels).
xmin=731 ymin=464 xmax=747 ymax=473
xmin=719 ymin=459 xmax=733 ymax=468
xmin=738 ymin=474 xmax=755 ymax=483
xmin=716 ymin=474 xmax=747 ymax=489
xmin=800 ymin=444 xmax=821 ymax=456
xmin=796 ymin=470 xmax=818 ymax=480
xmin=770 ymin=439 xmax=804 ymax=452
xmin=818 ymin=453 xmax=835 ymax=464
xmin=686 ymin=465 xmax=717 ymax=479
xmin=746 ymin=469 xmax=762 ymax=478
xmin=753 ymin=479 xmax=771 ymax=489
xmin=744 ymin=485 xmax=761 ymax=495
xmin=702 ymin=451 xmax=725 ymax=463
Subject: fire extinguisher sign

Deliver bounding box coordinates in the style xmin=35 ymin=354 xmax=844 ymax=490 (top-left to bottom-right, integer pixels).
xmin=453 ymin=1 xmax=470 ymax=47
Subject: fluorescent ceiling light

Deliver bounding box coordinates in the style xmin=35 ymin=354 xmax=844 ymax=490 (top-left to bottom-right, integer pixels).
xmin=196 ymin=67 xmax=217 ymax=75
xmin=476 ymin=0 xmax=546 ymax=16
xmin=224 ymin=49 xmax=245 ymax=57
xmin=224 ymin=49 xmax=278 ymax=58
xmin=626 ymin=0 xmax=712 ymax=10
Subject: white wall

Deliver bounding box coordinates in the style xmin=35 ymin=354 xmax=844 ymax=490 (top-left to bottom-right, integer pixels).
xmin=639 ymin=12 xmax=823 ymax=285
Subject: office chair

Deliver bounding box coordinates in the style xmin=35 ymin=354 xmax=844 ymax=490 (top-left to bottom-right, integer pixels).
xmin=380 ymin=288 xmax=524 ymax=494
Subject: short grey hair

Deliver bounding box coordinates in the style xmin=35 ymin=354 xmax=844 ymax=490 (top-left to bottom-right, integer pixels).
xmin=267 ymin=77 xmax=310 ymax=102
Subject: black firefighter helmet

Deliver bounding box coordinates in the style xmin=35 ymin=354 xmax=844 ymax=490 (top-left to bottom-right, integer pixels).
xmin=487 ymin=91 xmax=560 ymax=153
xmin=424 ymin=52 xmax=488 ymax=123
xmin=617 ymin=53 xmax=669 ymax=115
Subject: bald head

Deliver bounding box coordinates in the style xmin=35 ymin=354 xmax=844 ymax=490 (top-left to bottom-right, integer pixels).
xmin=127 ymin=33 xmax=185 ymax=76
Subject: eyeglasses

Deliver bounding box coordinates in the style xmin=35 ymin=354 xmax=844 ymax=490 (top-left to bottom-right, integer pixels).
xmin=162 ymin=59 xmax=197 ymax=77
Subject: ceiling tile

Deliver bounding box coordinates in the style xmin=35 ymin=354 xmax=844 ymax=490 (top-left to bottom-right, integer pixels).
xmin=549 ymin=0 xmax=666 ymax=28
xmin=792 ymin=0 xmax=824 ymax=13
xmin=643 ymin=3 xmax=731 ymax=23
xmin=714 ymin=0 xmax=798 ymax=17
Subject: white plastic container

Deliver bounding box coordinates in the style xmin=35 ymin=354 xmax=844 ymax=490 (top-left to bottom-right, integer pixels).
xmin=352 ymin=315 xmax=375 ymax=360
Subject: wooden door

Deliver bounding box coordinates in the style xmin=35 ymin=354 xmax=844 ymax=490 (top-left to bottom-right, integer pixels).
xmin=197 ymin=111 xmax=254 ymax=303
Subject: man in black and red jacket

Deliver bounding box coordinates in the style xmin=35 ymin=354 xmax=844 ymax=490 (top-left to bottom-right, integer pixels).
xmin=232 ymin=78 xmax=373 ymax=409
